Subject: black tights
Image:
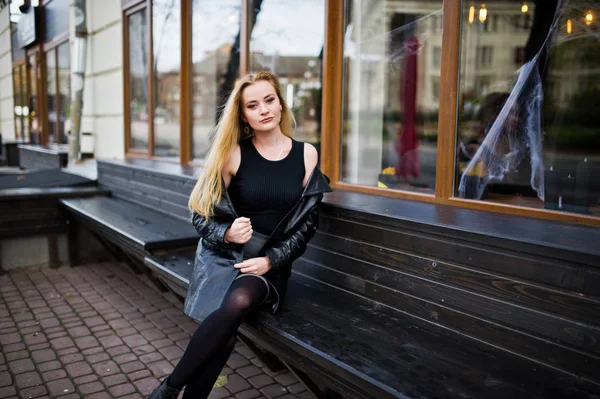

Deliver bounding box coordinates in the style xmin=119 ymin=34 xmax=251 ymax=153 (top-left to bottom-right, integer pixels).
xmin=168 ymin=276 xmax=268 ymax=398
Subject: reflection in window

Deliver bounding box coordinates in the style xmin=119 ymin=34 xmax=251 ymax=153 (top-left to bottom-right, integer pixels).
xmin=191 ymin=0 xmax=240 ymax=160
xmin=46 ymin=50 xmax=57 ymax=143
xmin=153 ymin=0 xmax=181 ymax=158
xmin=128 ymin=10 xmax=149 ymax=151
xmin=57 ymin=42 xmax=71 ymax=145
xmin=249 ymin=0 xmax=324 ymax=150
xmin=456 ymin=1 xmax=600 ymax=218
xmin=341 ymin=1 xmax=443 ymax=192
xmin=13 ymin=65 xmax=28 ymax=141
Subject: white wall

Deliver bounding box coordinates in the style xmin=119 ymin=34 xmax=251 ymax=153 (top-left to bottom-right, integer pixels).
xmin=0 ymin=6 xmax=15 ymax=141
xmin=77 ymin=0 xmax=124 ymax=160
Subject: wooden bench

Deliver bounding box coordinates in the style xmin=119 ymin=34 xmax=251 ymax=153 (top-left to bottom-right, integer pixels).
xmin=58 ymin=159 xmax=199 ymax=283
xmin=0 ymin=186 xmax=110 ymax=273
xmin=63 ymin=159 xmax=600 ymax=399
xmin=60 ymin=196 xmax=199 ymax=262
xmin=18 ymin=144 xmax=68 ymax=170
xmin=144 ymin=249 xmax=598 ymax=399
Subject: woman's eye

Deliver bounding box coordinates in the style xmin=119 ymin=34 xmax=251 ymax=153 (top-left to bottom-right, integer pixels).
xmin=266 ymin=97 xmax=274 ymax=103
xmin=247 ymin=104 xmax=256 ymax=109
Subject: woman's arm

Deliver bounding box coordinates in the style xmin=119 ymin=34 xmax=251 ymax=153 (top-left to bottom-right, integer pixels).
xmin=263 ymin=200 xmax=321 ymax=272
xmin=192 ymin=145 xmax=242 ymax=247
xmin=191 ymin=212 xmax=234 ymax=248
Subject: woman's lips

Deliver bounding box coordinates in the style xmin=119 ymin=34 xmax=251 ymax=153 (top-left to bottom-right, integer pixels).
xmin=260 ymin=117 xmax=274 ymax=123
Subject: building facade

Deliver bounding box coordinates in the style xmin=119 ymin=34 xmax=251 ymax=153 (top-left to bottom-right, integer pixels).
xmin=1 ymin=0 xmax=599 ymax=226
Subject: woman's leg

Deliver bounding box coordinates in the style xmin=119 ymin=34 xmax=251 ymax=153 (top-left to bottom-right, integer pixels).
xmin=167 ymin=276 xmax=268 ymax=390
xmin=181 ymin=335 xmax=237 ymax=399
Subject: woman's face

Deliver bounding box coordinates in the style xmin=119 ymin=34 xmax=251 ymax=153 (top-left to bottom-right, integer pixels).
xmin=241 ymin=80 xmax=282 ymax=133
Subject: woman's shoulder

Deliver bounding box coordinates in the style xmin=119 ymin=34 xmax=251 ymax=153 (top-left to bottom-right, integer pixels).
xmin=222 ymin=144 xmax=242 ymax=181
xmin=295 ymin=141 xmax=318 ymax=177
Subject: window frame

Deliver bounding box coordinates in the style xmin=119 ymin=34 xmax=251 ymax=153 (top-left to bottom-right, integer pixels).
xmin=320 ymin=0 xmax=597 ymax=226
xmin=119 ymin=0 xmax=599 ymax=226
xmin=44 ymin=38 xmax=69 ymax=144
xmin=123 ymin=0 xmax=188 ymax=163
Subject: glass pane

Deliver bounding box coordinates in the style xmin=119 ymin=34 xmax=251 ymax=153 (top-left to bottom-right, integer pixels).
xmin=13 ymin=67 xmax=25 ymax=140
xmin=46 ymin=49 xmax=57 ymax=143
xmin=28 ymin=54 xmax=41 ymax=145
xmin=153 ymin=0 xmax=181 ymax=158
xmin=191 ymin=0 xmax=240 ymax=160
xmin=249 ymin=0 xmax=325 ymax=152
xmin=58 ymin=42 xmax=71 ymax=145
xmin=341 ymin=1 xmax=442 ymax=193
xmin=128 ymin=10 xmax=149 ymax=151
xmin=455 ymin=1 xmax=600 ymax=218
xmin=20 ymin=65 xmax=29 ymax=142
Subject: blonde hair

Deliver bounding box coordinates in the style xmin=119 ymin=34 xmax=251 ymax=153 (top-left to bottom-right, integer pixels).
xmin=189 ymin=71 xmax=296 ymax=219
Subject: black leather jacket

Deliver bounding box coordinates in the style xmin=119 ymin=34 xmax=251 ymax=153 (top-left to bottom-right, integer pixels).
xmin=192 ymin=166 xmax=332 ymax=280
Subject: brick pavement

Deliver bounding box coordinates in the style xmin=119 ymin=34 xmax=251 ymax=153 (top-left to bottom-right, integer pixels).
xmin=0 ymin=263 xmax=317 ymax=399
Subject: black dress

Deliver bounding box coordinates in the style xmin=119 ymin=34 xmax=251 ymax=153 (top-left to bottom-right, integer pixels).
xmin=227 ymin=137 xmax=305 ymax=307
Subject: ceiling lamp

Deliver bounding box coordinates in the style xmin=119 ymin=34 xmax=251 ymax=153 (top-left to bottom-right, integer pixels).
xmin=585 ymin=11 xmax=593 ymax=26
xmin=521 ymin=2 xmax=528 ymax=13
xmin=567 ymin=19 xmax=572 ymax=34
xmin=479 ymin=4 xmax=487 ymax=23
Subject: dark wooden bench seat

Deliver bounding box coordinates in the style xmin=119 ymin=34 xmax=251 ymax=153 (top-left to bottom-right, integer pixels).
xmin=144 ymin=251 xmax=597 ymax=399
xmin=0 ymin=186 xmax=111 ymax=273
xmin=0 ymin=169 xmax=95 ymax=189
xmin=59 ymin=196 xmax=199 ymax=258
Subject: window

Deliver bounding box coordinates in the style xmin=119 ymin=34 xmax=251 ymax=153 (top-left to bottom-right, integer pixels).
xmin=153 ymin=0 xmax=181 ymax=158
xmin=57 ymin=43 xmax=71 ymax=144
xmin=433 ymin=46 xmax=442 ymax=68
xmin=46 ymin=48 xmax=57 ymax=143
xmin=477 ymin=46 xmax=493 ymax=67
xmin=456 ymin=1 xmax=600 ymax=218
xmin=432 ymin=79 xmax=440 ymax=101
xmin=249 ymin=0 xmax=325 ymax=151
xmin=190 ymin=0 xmax=240 ymax=161
xmin=514 ymin=46 xmax=525 ymax=65
xmin=341 ymin=1 xmax=443 ymax=193
xmin=127 ymin=8 xmax=149 ymax=152
xmin=45 ymin=42 xmax=71 ymax=144
xmin=125 ymin=1 xmax=181 ymax=158
xmin=12 ymin=65 xmax=28 ymax=142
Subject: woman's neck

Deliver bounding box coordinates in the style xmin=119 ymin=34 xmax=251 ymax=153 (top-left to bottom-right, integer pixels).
xmin=252 ymin=128 xmax=286 ymax=148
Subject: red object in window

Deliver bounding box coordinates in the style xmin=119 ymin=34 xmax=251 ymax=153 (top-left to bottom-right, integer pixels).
xmin=396 ymin=36 xmax=420 ymax=179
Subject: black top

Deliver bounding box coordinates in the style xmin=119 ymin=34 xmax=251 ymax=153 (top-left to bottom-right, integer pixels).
xmin=228 ymin=138 xmax=305 ymax=235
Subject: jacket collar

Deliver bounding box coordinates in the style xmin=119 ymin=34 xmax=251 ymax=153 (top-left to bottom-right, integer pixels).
xmin=302 ymin=166 xmax=332 ymax=197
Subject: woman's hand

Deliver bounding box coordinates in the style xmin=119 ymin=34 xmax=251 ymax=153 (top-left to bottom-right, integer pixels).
xmin=234 ymin=256 xmax=272 ymax=276
xmin=224 ymin=217 xmax=252 ymax=244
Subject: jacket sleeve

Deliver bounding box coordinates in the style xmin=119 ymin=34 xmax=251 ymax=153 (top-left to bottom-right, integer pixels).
xmin=192 ymin=212 xmax=234 ymax=249
xmin=263 ymin=201 xmax=320 ymax=273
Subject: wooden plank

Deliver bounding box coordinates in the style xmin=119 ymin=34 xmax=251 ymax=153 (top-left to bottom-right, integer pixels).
xmin=306 ymin=234 xmax=600 ymax=325
xmin=435 ymin=0 xmax=461 ymax=198
xmin=257 ymin=275 xmax=599 ymax=398
xmin=59 ymin=196 xmax=198 ymax=250
xmin=318 ymin=213 xmax=600 ymax=295
xmin=180 ymin=0 xmax=191 ymax=165
xmin=320 ymin=0 xmax=344 ymax=185
xmin=321 ymin=190 xmax=600 ymax=262
xmin=294 ymin=256 xmax=600 ymax=382
xmin=0 ymin=187 xmax=109 ymax=201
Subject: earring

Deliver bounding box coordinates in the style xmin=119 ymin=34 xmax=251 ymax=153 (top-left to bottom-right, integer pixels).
xmin=244 ymin=125 xmax=250 ymax=134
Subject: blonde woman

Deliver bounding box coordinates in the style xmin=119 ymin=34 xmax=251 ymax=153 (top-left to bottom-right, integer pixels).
xmin=148 ymin=71 xmax=331 ymax=399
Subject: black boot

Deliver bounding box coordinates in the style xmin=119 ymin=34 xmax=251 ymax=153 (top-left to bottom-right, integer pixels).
xmin=147 ymin=377 xmax=181 ymax=399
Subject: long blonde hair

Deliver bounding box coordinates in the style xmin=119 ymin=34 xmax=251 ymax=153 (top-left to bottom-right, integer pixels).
xmin=189 ymin=71 xmax=296 ymax=218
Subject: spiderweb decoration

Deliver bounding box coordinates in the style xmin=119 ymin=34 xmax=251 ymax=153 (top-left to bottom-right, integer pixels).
xmin=459 ymin=0 xmax=600 ymax=201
